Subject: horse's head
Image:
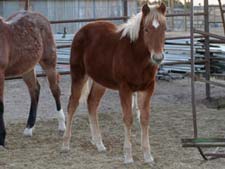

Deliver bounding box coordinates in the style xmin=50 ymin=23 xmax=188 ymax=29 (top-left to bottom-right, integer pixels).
xmin=141 ymin=3 xmax=166 ymax=65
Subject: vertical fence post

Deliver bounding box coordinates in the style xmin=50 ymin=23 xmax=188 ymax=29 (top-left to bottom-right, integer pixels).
xmin=184 ymin=0 xmax=187 ymax=31
xmin=218 ymin=0 xmax=225 ymax=34
xmin=190 ymin=0 xmax=198 ymax=138
xmin=169 ymin=0 xmax=174 ymax=31
xmin=204 ymin=0 xmax=210 ymax=100
xmin=123 ymin=0 xmax=128 ymax=22
xmin=25 ymin=0 xmax=29 ymax=10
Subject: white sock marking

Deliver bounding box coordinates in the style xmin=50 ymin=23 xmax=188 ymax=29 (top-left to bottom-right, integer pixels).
xmin=23 ymin=127 xmax=33 ymax=137
xmin=57 ymin=109 xmax=66 ymax=131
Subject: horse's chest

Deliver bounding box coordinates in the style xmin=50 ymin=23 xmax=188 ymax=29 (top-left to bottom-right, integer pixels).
xmin=118 ymin=65 xmax=157 ymax=91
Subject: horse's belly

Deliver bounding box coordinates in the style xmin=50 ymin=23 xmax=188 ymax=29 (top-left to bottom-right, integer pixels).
xmin=5 ymin=65 xmax=34 ymax=77
xmin=5 ymin=59 xmax=38 ymax=77
xmin=90 ymin=75 xmax=119 ymax=90
xmin=5 ymin=45 xmax=43 ymax=77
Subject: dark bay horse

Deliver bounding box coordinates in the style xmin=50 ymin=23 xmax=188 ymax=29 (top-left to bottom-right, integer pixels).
xmin=62 ymin=3 xmax=166 ymax=164
xmin=0 ymin=11 xmax=66 ymax=147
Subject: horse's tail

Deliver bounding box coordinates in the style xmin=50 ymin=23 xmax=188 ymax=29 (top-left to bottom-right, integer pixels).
xmin=79 ymin=79 xmax=91 ymax=104
xmin=70 ymin=29 xmax=90 ymax=104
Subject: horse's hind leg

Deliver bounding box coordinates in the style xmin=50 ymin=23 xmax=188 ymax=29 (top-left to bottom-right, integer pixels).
xmin=137 ymin=83 xmax=155 ymax=164
xmin=88 ymin=81 xmax=106 ymax=152
xmin=40 ymin=62 xmax=66 ymax=133
xmin=62 ymin=74 xmax=88 ymax=151
xmin=0 ymin=71 xmax=6 ymax=146
xmin=22 ymin=70 xmax=40 ymax=137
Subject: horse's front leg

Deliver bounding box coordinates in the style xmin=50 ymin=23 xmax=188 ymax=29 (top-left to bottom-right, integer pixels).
xmin=137 ymin=82 xmax=155 ymax=164
xmin=132 ymin=92 xmax=140 ymax=122
xmin=0 ymin=71 xmax=6 ymax=147
xmin=119 ymin=85 xmax=133 ymax=164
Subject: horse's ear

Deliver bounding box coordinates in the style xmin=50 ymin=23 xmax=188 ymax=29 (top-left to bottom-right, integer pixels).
xmin=142 ymin=4 xmax=150 ymax=16
xmin=158 ymin=2 xmax=166 ymax=15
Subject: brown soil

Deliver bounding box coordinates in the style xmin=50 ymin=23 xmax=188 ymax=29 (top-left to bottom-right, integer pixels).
xmin=1 ymin=75 xmax=225 ymax=169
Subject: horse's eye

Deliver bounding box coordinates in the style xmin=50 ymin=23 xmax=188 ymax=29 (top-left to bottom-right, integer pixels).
xmin=144 ymin=28 xmax=149 ymax=32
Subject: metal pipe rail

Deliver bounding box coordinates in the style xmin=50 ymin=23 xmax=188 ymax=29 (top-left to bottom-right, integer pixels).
xmin=56 ymin=36 xmax=204 ymax=49
xmin=50 ymin=16 xmax=129 ymax=24
xmin=166 ymin=12 xmax=206 ymax=17
xmin=5 ymin=71 xmax=70 ymax=81
xmin=194 ymin=29 xmax=225 ymax=42
xmin=50 ymin=12 xmax=206 ymax=25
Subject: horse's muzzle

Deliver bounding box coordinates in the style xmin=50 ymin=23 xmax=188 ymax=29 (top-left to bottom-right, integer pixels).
xmin=151 ymin=53 xmax=164 ymax=65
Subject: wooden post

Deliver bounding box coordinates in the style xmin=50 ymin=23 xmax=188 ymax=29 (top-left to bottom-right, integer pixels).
xmin=25 ymin=0 xmax=29 ymax=10
xmin=169 ymin=0 xmax=174 ymax=31
xmin=123 ymin=0 xmax=128 ymax=22
xmin=204 ymin=0 xmax=211 ymax=100
xmin=218 ymin=0 xmax=225 ymax=34
xmin=184 ymin=0 xmax=187 ymax=31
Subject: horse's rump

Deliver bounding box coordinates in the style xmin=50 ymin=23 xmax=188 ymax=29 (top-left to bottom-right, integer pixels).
xmin=3 ymin=11 xmax=56 ymax=76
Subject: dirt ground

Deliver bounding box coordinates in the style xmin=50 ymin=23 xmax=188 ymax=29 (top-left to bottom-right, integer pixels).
xmin=1 ymin=75 xmax=225 ymax=169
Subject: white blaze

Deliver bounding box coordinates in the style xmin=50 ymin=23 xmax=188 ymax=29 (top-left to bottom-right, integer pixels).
xmin=152 ymin=18 xmax=160 ymax=29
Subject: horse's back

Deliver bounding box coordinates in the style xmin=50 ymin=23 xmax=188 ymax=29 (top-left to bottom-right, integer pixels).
xmin=70 ymin=21 xmax=120 ymax=89
xmin=4 ymin=11 xmax=56 ymax=76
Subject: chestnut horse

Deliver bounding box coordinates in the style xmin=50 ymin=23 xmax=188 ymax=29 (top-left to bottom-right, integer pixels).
xmin=0 ymin=11 xmax=66 ymax=147
xmin=62 ymin=3 xmax=166 ymax=164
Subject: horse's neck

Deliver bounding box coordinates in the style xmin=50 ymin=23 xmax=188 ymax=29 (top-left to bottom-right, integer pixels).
xmin=131 ymin=31 xmax=149 ymax=61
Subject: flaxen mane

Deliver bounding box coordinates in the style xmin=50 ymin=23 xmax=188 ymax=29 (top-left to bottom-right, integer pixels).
xmin=117 ymin=4 xmax=165 ymax=42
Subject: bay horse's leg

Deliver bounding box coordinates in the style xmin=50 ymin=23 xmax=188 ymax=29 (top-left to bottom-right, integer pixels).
xmin=119 ymin=85 xmax=134 ymax=164
xmin=87 ymin=81 xmax=106 ymax=152
xmin=137 ymin=83 xmax=155 ymax=164
xmin=62 ymin=75 xmax=88 ymax=151
xmin=0 ymin=71 xmax=5 ymax=146
xmin=22 ymin=70 xmax=40 ymax=137
xmin=40 ymin=62 xmax=66 ymax=133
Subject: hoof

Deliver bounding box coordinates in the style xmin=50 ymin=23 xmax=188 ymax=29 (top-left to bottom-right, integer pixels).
xmin=124 ymin=147 xmax=133 ymax=164
xmin=91 ymin=140 xmax=106 ymax=152
xmin=0 ymin=145 xmax=7 ymax=151
xmin=124 ymin=157 xmax=134 ymax=164
xmin=144 ymin=152 xmax=154 ymax=164
xmin=96 ymin=143 xmax=107 ymax=152
xmin=61 ymin=144 xmax=70 ymax=153
xmin=23 ymin=128 xmax=33 ymax=137
xmin=58 ymin=123 xmax=66 ymax=132
xmin=58 ymin=130 xmax=65 ymax=137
